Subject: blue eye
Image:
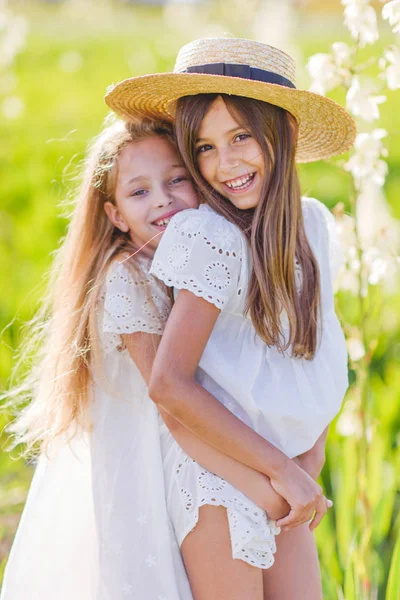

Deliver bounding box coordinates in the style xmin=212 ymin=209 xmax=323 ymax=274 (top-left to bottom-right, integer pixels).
xmin=171 ymin=176 xmax=187 ymax=184
xmin=131 ymin=189 xmax=147 ymax=197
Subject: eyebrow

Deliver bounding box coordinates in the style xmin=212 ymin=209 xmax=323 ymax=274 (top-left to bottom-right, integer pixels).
xmin=122 ymin=165 xmax=185 ymax=187
xmin=196 ymin=126 xmax=244 ymax=143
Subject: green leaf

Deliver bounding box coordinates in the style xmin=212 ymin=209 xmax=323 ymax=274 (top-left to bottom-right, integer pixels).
xmin=386 ymin=528 xmax=400 ymax=600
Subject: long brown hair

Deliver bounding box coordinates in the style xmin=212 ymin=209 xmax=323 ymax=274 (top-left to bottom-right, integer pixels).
xmin=4 ymin=117 xmax=175 ymax=456
xmin=175 ymin=94 xmax=321 ymax=359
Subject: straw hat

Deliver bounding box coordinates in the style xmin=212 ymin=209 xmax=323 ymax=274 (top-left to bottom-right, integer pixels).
xmin=105 ymin=37 xmax=356 ymax=163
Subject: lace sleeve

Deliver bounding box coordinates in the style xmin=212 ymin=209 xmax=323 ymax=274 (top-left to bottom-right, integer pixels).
xmin=150 ymin=207 xmax=243 ymax=310
xmin=101 ymin=260 xmax=171 ymax=354
xmin=303 ymin=197 xmax=345 ymax=286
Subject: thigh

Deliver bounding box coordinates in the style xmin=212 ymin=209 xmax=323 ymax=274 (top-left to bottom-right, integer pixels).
xmin=262 ymin=523 xmax=322 ymax=600
xmin=181 ymin=504 xmax=263 ymax=600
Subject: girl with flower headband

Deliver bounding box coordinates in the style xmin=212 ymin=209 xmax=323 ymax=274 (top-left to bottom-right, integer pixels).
xmin=105 ymin=36 xmax=356 ymax=599
xmin=1 ymin=116 xmax=313 ymax=600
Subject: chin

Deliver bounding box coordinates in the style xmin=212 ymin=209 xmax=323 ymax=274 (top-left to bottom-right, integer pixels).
xmin=230 ymin=196 xmax=259 ymax=210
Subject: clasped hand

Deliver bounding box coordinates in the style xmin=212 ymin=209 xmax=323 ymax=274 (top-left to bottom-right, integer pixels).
xmin=270 ymin=456 xmax=332 ymax=532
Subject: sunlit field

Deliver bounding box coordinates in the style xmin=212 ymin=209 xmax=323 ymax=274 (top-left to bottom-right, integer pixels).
xmin=1 ymin=1 xmax=399 ymax=598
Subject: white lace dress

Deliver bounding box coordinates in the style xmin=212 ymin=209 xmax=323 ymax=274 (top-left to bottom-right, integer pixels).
xmin=0 ymin=256 xmax=277 ymax=600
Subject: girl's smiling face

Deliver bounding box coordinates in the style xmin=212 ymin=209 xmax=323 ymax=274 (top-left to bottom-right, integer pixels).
xmin=104 ymin=136 xmax=198 ymax=257
xmin=195 ymin=96 xmax=266 ymax=210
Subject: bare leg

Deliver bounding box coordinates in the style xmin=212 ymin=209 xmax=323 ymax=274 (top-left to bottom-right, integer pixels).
xmin=262 ymin=523 xmax=322 ymax=600
xmin=181 ymin=505 xmax=264 ymax=600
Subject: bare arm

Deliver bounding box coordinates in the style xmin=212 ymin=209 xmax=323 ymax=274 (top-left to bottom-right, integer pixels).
xmin=148 ymin=290 xmax=332 ymax=531
xmin=294 ymin=427 xmax=328 ymax=482
xmin=123 ymin=331 xmax=289 ymax=521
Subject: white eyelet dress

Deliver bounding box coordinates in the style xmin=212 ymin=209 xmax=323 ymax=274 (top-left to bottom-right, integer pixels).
xmin=150 ymin=197 xmax=349 ymax=559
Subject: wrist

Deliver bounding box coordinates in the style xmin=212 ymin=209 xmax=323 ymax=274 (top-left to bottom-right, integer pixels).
xmin=267 ymin=452 xmax=292 ymax=480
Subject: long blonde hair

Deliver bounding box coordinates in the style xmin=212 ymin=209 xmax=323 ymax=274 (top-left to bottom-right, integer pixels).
xmin=4 ymin=117 xmax=175 ymax=457
xmin=175 ymin=94 xmax=321 ymax=359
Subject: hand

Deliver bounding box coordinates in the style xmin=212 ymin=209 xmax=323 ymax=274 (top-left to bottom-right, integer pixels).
xmin=270 ymin=458 xmax=333 ymax=532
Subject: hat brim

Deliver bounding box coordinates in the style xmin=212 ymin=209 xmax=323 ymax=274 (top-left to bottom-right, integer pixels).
xmin=105 ymin=72 xmax=356 ymax=163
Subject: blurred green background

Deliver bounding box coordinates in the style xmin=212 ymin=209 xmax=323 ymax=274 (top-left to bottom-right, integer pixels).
xmin=0 ymin=1 xmax=399 ymax=598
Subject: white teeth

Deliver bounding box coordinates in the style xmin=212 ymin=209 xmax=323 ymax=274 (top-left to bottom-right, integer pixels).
xmin=154 ymin=217 xmax=170 ymax=227
xmin=225 ymin=173 xmax=254 ymax=189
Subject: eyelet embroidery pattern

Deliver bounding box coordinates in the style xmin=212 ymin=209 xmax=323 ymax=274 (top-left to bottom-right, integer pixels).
xmin=151 ymin=210 xmax=243 ymax=311
xmin=178 ymin=215 xmax=204 ymax=237
xmin=206 ymin=224 xmax=237 ymax=254
xmin=167 ymin=244 xmax=190 ymax=272
xmin=204 ymin=262 xmax=231 ymax=291
xmin=171 ymin=448 xmax=279 ymax=570
xmin=101 ymin=262 xmax=172 ymax=353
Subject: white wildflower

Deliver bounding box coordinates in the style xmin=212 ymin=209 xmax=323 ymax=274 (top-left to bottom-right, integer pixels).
xmin=363 ymin=247 xmax=388 ymax=284
xmin=382 ymin=0 xmax=400 ymax=33
xmin=346 ymin=76 xmax=386 ymax=122
xmin=344 ymin=129 xmax=388 ymax=189
xmin=336 ymin=399 xmax=362 ymax=437
xmin=342 ymin=0 xmax=379 ymax=47
xmin=332 ymin=41 xmax=353 ymax=66
xmin=306 ymin=53 xmax=341 ymax=95
xmin=307 ymin=42 xmax=352 ymax=95
xmin=382 ymin=46 xmax=400 ymax=90
xmin=346 ymin=336 xmax=366 ymax=361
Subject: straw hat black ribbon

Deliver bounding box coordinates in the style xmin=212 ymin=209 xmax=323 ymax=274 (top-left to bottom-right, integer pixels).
xmin=184 ymin=63 xmax=296 ymax=89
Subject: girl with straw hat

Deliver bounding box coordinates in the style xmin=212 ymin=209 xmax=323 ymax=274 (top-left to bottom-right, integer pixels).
xmin=106 ymin=36 xmax=355 ymax=599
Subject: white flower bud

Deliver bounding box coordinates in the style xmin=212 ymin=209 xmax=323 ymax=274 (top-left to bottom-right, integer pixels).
xmin=382 ymin=0 xmax=400 ymax=33
xmin=346 ymin=76 xmax=386 ymax=122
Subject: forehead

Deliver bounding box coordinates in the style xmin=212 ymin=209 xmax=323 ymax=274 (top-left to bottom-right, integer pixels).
xmin=198 ymin=96 xmax=242 ymax=137
xmin=118 ymin=136 xmax=178 ymax=169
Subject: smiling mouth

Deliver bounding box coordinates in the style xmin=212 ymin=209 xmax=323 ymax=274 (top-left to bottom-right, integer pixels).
xmin=153 ymin=217 xmax=172 ymax=227
xmin=223 ymin=172 xmax=255 ymax=191
xmin=152 ymin=210 xmax=180 ymax=228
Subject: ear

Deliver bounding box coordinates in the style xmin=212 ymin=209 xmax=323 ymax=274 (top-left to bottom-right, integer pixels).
xmin=104 ymin=201 xmax=129 ymax=233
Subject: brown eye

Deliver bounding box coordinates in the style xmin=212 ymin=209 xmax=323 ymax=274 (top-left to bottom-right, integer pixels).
xmin=197 ymin=144 xmax=213 ymax=154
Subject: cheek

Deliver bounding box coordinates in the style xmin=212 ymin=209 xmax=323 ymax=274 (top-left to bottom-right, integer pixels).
xmin=246 ymin=141 xmax=264 ymax=164
xmin=197 ymin=157 xmax=213 ymax=182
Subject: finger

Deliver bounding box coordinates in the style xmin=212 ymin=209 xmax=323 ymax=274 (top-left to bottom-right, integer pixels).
xmin=309 ymin=498 xmax=328 ymax=531
xmin=275 ymin=510 xmax=300 ymax=529
xmin=276 ymin=509 xmax=310 ymax=530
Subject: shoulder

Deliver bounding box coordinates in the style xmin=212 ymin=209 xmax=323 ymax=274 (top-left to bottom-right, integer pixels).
xmin=104 ymin=254 xmax=152 ymax=288
xmin=103 ymin=255 xmax=170 ymax=318
xmin=150 ymin=206 xmax=244 ymax=310
xmin=301 ymin=196 xmax=336 ymax=245
xmin=166 ymin=204 xmax=243 ymax=256
xmin=301 ymin=196 xmax=335 ymax=229
xmin=101 ymin=256 xmax=171 ymax=345
xmin=302 ymin=196 xmax=331 ymax=220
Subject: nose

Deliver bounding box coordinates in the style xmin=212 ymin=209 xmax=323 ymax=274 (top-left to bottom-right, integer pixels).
xmin=154 ymin=186 xmax=174 ymax=208
xmin=217 ymin=146 xmax=240 ymax=176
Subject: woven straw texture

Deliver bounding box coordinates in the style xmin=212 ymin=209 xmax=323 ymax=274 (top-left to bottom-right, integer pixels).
xmin=105 ymin=38 xmax=356 ymax=163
